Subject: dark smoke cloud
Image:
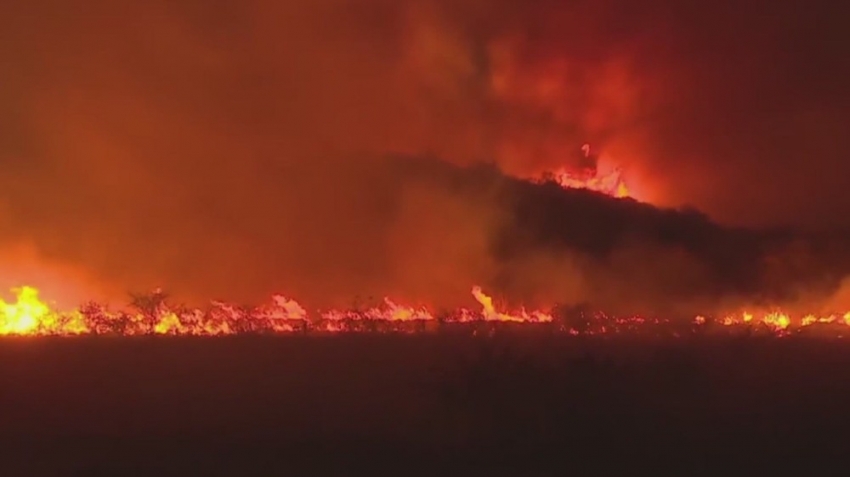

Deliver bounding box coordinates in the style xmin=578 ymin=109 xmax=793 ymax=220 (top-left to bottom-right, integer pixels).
xmin=1 ymin=0 xmax=850 ymax=310
xmin=390 ymin=157 xmax=850 ymax=315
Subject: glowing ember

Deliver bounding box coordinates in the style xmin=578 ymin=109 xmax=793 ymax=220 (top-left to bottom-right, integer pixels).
xmin=2 ymin=285 xmax=850 ymax=337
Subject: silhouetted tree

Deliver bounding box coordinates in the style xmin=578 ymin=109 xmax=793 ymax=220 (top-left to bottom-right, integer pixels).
xmin=129 ymin=289 xmax=170 ymax=334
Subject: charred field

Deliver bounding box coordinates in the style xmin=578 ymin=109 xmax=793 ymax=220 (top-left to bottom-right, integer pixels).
xmin=1 ymin=332 xmax=848 ymax=476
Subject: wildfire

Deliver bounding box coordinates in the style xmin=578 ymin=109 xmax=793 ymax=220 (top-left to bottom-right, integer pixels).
xmin=540 ymin=144 xmax=630 ymax=198
xmin=548 ymin=167 xmax=630 ymax=198
xmin=2 ymin=285 xmax=850 ymax=337
xmin=0 ymin=286 xmax=49 ymax=335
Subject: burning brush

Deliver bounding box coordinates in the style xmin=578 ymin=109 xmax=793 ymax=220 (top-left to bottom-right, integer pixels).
xmin=1 ymin=285 xmax=850 ymax=337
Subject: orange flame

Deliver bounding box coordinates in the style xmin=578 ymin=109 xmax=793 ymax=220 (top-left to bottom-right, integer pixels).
xmin=3 ymin=285 xmax=850 ymax=337
xmin=548 ymin=167 xmax=630 ymax=198
xmin=538 ymin=144 xmax=631 ymax=198
xmin=0 ymin=286 xmax=50 ymax=335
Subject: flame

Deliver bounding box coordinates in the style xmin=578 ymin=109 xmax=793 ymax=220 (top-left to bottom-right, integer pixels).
xmin=0 ymin=286 xmax=49 ymax=335
xmin=471 ymin=286 xmax=552 ymax=323
xmin=548 ymin=167 xmax=630 ymax=198
xmin=538 ymin=144 xmax=631 ymax=199
xmin=3 ymin=285 xmax=850 ymax=337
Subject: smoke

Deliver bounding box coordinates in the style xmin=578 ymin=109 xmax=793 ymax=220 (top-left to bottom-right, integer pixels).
xmin=2 ymin=0 xmax=850 ymax=311
xmin=387 ymin=158 xmax=850 ymax=314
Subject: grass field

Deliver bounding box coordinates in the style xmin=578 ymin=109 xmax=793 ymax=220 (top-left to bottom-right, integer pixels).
xmin=0 ymin=334 xmax=848 ymax=475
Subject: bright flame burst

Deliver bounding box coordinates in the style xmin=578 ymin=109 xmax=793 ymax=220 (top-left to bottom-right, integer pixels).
xmin=0 ymin=286 xmax=49 ymax=334
xmin=1 ymin=285 xmax=850 ymax=337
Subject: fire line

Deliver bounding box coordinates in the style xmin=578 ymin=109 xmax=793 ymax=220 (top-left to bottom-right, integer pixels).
xmin=1 ymin=285 xmax=848 ymax=337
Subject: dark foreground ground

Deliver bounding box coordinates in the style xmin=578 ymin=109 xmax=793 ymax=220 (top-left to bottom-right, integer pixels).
xmin=1 ymin=333 xmax=849 ymax=476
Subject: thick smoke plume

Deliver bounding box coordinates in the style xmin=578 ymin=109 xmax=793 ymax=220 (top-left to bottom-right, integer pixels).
xmin=2 ymin=0 xmax=850 ymax=312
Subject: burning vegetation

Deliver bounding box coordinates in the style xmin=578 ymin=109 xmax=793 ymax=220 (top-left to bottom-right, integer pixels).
xmin=3 ymin=151 xmax=850 ymax=338
xmin=3 ymin=155 xmax=850 ymax=337
xmin=0 ymin=149 xmax=850 ymax=337
xmin=542 ymin=166 xmax=629 ymax=199
xmin=2 ymin=285 xmax=850 ymax=338
xmin=535 ymin=145 xmax=630 ymax=199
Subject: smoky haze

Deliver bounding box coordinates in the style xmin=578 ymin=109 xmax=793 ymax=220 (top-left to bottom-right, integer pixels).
xmin=2 ymin=0 xmax=850 ymax=311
